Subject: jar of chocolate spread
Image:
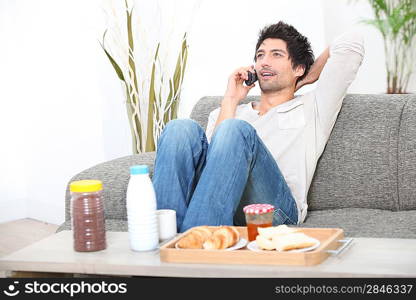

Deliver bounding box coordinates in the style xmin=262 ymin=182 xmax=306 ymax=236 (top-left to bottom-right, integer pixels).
xmin=70 ymin=180 xmax=106 ymax=252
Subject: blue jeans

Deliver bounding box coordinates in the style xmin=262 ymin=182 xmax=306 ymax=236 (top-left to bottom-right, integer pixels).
xmin=152 ymin=119 xmax=298 ymax=232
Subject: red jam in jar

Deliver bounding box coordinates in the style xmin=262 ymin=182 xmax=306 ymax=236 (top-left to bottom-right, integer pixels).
xmin=243 ymin=204 xmax=274 ymax=241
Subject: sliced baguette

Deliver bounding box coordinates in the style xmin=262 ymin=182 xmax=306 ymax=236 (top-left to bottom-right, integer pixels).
xmin=272 ymin=232 xmax=318 ymax=252
xmin=257 ymin=225 xmax=299 ymax=239
xmin=256 ymin=234 xmax=276 ymax=250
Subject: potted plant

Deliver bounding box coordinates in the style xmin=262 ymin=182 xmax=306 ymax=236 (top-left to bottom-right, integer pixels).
xmin=363 ymin=0 xmax=416 ymax=94
xmin=100 ymin=0 xmax=189 ymax=153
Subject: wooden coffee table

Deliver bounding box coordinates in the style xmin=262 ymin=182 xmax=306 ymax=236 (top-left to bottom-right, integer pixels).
xmin=0 ymin=231 xmax=415 ymax=278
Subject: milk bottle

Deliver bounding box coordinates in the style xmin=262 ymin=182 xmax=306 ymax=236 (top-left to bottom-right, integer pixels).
xmin=126 ymin=165 xmax=159 ymax=251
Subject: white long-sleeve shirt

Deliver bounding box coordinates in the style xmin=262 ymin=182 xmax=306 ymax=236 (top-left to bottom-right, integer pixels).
xmin=205 ymin=31 xmax=365 ymax=223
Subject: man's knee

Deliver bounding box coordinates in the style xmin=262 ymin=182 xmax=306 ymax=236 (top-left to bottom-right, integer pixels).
xmin=212 ymin=119 xmax=256 ymax=141
xmin=161 ymin=119 xmax=203 ymax=142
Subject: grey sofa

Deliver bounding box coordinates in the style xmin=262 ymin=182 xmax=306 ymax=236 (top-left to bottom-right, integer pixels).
xmin=58 ymin=94 xmax=416 ymax=238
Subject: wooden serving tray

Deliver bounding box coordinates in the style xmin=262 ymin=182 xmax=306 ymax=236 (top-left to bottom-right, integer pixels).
xmin=160 ymin=226 xmax=345 ymax=266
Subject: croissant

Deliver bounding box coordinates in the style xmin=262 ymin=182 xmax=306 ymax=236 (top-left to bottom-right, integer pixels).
xmin=203 ymin=226 xmax=240 ymax=250
xmin=177 ymin=226 xmax=212 ymax=249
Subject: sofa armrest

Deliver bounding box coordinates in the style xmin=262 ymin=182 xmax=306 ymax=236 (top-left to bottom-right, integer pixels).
xmin=59 ymin=152 xmax=156 ymax=232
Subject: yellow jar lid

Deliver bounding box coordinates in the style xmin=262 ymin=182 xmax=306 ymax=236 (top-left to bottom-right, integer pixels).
xmin=70 ymin=180 xmax=103 ymax=193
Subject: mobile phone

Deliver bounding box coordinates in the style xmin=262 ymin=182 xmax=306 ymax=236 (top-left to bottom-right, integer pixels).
xmin=245 ymin=70 xmax=258 ymax=86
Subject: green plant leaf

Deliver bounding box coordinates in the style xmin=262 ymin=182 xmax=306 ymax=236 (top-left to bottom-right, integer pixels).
xmin=145 ymin=43 xmax=160 ymax=152
xmin=173 ymin=33 xmax=188 ymax=92
xmin=100 ymin=31 xmax=125 ymax=81
xmin=163 ymin=33 xmax=188 ymax=124
xmin=372 ymin=0 xmax=388 ymax=13
xmin=124 ymin=84 xmax=140 ymax=154
xmin=126 ymin=2 xmax=139 ymax=102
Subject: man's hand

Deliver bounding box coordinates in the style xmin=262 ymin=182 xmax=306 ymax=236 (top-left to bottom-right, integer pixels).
xmin=213 ymin=66 xmax=256 ymax=130
xmin=223 ymin=66 xmax=256 ymax=106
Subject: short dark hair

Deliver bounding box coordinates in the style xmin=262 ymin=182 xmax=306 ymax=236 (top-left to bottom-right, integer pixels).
xmin=255 ymin=21 xmax=314 ymax=83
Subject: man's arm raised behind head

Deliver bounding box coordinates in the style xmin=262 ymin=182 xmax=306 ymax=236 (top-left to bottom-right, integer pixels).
xmin=314 ymin=31 xmax=365 ymax=138
xmin=295 ymin=47 xmax=330 ymax=92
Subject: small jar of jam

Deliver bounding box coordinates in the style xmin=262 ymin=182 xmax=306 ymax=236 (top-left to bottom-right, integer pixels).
xmin=243 ymin=204 xmax=274 ymax=241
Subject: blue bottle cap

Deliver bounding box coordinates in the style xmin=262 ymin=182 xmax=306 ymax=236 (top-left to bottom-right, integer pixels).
xmin=130 ymin=165 xmax=149 ymax=175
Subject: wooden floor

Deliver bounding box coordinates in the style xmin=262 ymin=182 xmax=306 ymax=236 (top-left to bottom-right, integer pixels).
xmin=0 ymin=218 xmax=59 ymax=277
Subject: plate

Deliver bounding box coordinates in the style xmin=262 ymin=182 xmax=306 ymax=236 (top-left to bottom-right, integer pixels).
xmin=225 ymin=238 xmax=248 ymax=251
xmin=175 ymin=238 xmax=247 ymax=251
xmin=247 ymin=238 xmax=320 ymax=253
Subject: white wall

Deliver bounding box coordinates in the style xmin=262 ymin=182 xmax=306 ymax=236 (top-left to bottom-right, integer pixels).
xmin=322 ymin=0 xmax=384 ymax=94
xmin=0 ymin=0 xmax=109 ymax=224
xmin=0 ymin=1 xmax=28 ymax=222
xmin=0 ymin=0 xmax=414 ymax=225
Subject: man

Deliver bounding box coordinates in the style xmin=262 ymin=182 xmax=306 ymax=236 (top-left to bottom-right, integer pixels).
xmin=153 ymin=21 xmax=364 ymax=232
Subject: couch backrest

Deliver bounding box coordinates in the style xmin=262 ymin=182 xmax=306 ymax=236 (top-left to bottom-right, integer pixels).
xmin=307 ymin=94 xmax=409 ymax=211
xmin=398 ymin=98 xmax=416 ymax=210
xmin=190 ymin=94 xmax=416 ymax=211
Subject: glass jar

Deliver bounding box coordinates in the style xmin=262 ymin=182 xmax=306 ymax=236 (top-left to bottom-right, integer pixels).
xmin=243 ymin=204 xmax=274 ymax=241
xmin=70 ymin=180 xmax=106 ymax=252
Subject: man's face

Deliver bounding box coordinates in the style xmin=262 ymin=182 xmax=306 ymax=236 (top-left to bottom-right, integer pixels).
xmin=255 ymin=38 xmax=304 ymax=93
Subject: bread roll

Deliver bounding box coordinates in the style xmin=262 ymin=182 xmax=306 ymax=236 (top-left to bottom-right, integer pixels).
xmin=203 ymin=226 xmax=240 ymax=250
xmin=177 ymin=226 xmax=212 ymax=249
xmin=272 ymin=232 xmax=318 ymax=251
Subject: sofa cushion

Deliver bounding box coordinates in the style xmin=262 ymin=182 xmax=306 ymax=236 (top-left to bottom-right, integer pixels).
xmin=303 ymin=208 xmax=416 ymax=238
xmin=307 ymin=94 xmax=407 ymax=212
xmin=398 ymin=97 xmax=416 ymax=210
xmin=64 ymin=152 xmax=156 ymax=222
